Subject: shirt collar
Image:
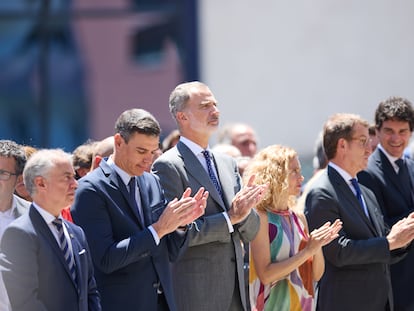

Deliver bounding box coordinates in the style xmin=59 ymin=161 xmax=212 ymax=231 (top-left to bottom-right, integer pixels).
xmin=377 ymin=144 xmax=400 ymax=171
xmin=106 ymin=156 xmax=132 ymax=187
xmin=328 ymin=162 xmax=354 ymax=186
xmin=179 ymin=136 xmax=211 ymax=156
xmin=32 ymin=202 xmax=61 ymax=225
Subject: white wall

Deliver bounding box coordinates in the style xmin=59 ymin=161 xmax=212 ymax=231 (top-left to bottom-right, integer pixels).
xmin=199 ymin=0 xmax=414 ymax=162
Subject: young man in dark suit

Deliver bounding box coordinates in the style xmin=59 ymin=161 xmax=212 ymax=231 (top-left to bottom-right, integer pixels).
xmin=358 ymin=96 xmax=414 ymax=310
xmin=0 ymin=149 xmax=101 ymax=311
xmin=152 ymin=81 xmax=268 ymax=311
xmin=71 ymin=108 xmax=208 ymax=311
xmin=305 ymin=113 xmax=414 ymax=311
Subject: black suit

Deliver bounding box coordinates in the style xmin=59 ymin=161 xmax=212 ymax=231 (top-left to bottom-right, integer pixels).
xmin=0 ymin=206 xmax=101 ymax=311
xmin=359 ymin=148 xmax=414 ymax=310
xmin=305 ymin=166 xmax=404 ymax=311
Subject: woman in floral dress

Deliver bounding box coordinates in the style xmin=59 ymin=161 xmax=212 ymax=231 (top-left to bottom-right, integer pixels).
xmin=245 ymin=145 xmax=341 ymax=311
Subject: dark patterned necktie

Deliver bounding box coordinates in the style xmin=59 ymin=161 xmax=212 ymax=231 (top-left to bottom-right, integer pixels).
xmin=395 ymin=158 xmax=412 ymax=199
xmin=350 ymin=178 xmax=370 ymax=218
xmin=129 ymin=177 xmax=144 ymax=223
xmin=202 ymin=150 xmax=223 ymax=197
xmin=52 ymin=218 xmax=77 ymax=284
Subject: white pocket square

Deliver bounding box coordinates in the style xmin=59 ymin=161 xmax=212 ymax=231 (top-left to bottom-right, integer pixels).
xmin=78 ymin=249 xmax=86 ymax=255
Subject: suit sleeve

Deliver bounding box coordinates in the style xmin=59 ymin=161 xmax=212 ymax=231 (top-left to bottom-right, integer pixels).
xmin=0 ymin=227 xmax=47 ymax=311
xmin=71 ymin=179 xmax=159 ymax=274
xmin=304 ymin=187 xmax=391 ymax=267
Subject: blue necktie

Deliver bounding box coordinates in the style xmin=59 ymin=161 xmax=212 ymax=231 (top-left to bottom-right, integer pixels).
xmin=52 ymin=218 xmax=77 ymax=284
xmin=350 ymin=178 xmax=369 ymax=218
xmin=129 ymin=177 xmax=144 ymax=223
xmin=202 ymin=150 xmax=223 ymax=197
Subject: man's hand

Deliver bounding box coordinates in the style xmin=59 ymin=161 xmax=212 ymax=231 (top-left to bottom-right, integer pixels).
xmin=153 ymin=187 xmax=208 ymax=239
xmin=228 ymin=175 xmax=269 ymax=225
xmin=387 ymin=212 xmax=414 ymax=250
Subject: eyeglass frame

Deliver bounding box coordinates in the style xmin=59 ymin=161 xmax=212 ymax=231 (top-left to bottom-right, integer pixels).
xmin=0 ymin=169 xmax=19 ymax=181
xmin=350 ymin=136 xmax=372 ymax=148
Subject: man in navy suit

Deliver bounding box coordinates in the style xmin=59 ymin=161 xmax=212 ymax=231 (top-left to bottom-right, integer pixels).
xmin=0 ymin=148 xmax=101 ymax=311
xmin=359 ymin=96 xmax=414 ymax=310
xmin=305 ymin=113 xmax=414 ymax=311
xmin=71 ymin=108 xmax=208 ymax=311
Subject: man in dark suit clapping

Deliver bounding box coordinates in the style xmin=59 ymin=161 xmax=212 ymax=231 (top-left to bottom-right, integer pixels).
xmin=305 ymin=113 xmax=414 ymax=311
xmin=71 ymin=108 xmax=208 ymax=311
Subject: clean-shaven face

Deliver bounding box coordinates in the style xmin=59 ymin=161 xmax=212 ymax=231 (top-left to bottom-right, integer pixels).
xmin=377 ymin=119 xmax=412 ymax=158
xmin=115 ymin=132 xmax=160 ymax=176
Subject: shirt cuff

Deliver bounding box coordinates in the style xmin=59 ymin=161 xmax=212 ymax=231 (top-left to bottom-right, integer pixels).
xmin=222 ymin=212 xmax=234 ymax=233
xmin=148 ymin=225 xmax=160 ymax=245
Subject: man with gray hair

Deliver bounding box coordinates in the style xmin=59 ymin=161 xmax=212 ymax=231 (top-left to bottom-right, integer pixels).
xmin=0 ymin=148 xmax=101 ymax=311
xmin=0 ymin=140 xmax=30 ymax=311
xmin=153 ymin=81 xmax=267 ymax=311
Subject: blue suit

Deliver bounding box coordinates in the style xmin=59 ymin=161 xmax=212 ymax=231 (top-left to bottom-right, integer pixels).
xmin=305 ymin=166 xmax=406 ymax=311
xmin=71 ymin=159 xmax=184 ymax=311
xmin=359 ymin=148 xmax=414 ymax=310
xmin=0 ymin=206 xmax=101 ymax=311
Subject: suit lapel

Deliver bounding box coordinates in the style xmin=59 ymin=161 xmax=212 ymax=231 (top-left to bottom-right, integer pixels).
xmin=360 ymin=187 xmax=384 ymax=236
xmin=329 ymin=167 xmax=378 ymax=235
xmin=177 ymin=142 xmax=226 ymax=210
xmin=29 ymin=206 xmax=78 ymax=289
xmin=101 ymin=160 xmax=145 ymax=227
xmin=376 ymin=149 xmax=414 ymax=207
xmin=65 ymin=223 xmax=82 ymax=290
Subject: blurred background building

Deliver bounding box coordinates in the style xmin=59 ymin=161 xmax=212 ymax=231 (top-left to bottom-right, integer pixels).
xmin=2 ymin=0 xmax=414 ymax=181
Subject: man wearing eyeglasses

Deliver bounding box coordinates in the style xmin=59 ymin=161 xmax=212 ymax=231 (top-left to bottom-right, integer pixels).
xmin=358 ymin=96 xmax=414 ymax=311
xmin=305 ymin=113 xmax=414 ymax=311
xmin=0 ymin=140 xmax=30 ymax=311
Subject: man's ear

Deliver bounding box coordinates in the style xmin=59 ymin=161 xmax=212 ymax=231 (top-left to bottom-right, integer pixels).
xmin=34 ymin=176 xmax=46 ymax=189
xmin=114 ymin=133 xmax=123 ymax=147
xmin=16 ymin=174 xmax=24 ymax=185
xmin=177 ymin=111 xmax=187 ymax=121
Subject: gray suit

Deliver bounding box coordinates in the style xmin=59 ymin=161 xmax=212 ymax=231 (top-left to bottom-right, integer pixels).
xmin=12 ymin=194 xmax=30 ymax=218
xmin=152 ymin=141 xmax=259 ymax=311
xmin=0 ymin=206 xmax=101 ymax=311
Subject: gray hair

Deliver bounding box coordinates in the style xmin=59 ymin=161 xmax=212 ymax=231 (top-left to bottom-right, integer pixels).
xmin=23 ymin=149 xmax=72 ymax=196
xmin=0 ymin=140 xmax=27 ymax=175
xmin=169 ymin=81 xmax=208 ymax=121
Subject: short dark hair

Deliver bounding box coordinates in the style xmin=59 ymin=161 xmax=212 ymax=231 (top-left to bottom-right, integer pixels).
xmin=375 ymin=96 xmax=414 ymax=132
xmin=0 ymin=140 xmax=27 ymax=175
xmin=114 ymin=109 xmax=161 ymax=142
xmin=323 ymin=113 xmax=369 ymax=160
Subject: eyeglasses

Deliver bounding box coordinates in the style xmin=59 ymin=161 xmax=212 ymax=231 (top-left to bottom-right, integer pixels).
xmin=351 ymin=136 xmax=372 ymax=148
xmin=0 ymin=169 xmax=19 ymax=181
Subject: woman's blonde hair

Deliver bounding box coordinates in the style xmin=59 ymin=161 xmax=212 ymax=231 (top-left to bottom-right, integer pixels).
xmin=243 ymin=145 xmax=298 ymax=212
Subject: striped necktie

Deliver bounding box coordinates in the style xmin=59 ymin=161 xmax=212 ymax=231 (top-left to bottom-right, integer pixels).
xmin=52 ymin=218 xmax=77 ymax=284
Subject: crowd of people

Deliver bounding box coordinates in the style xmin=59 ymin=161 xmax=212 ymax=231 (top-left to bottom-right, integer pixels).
xmin=1 ymin=81 xmax=414 ymax=311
